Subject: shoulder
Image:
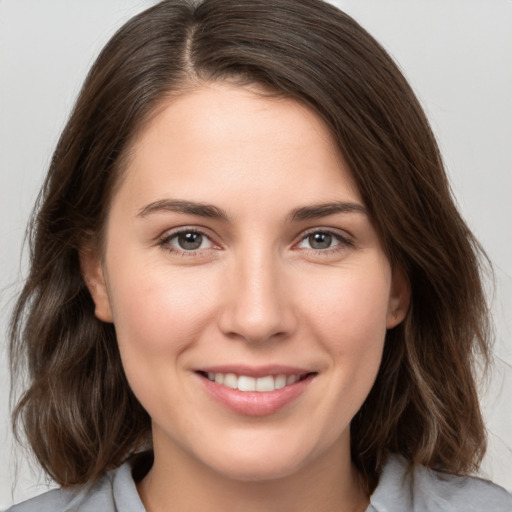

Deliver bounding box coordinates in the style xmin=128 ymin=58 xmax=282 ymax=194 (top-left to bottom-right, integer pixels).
xmin=6 ymin=486 xmax=74 ymax=512
xmin=369 ymin=454 xmax=512 ymax=512
xmin=6 ymin=461 xmax=145 ymax=512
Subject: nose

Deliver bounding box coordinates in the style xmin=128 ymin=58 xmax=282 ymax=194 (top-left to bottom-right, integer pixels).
xmin=218 ymin=250 xmax=297 ymax=344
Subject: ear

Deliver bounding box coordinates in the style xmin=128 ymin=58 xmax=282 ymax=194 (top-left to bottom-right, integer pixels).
xmin=386 ymin=267 xmax=410 ymax=329
xmin=80 ymin=246 xmax=113 ymax=323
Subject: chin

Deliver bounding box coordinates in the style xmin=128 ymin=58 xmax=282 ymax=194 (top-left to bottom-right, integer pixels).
xmin=197 ymin=436 xmax=319 ymax=483
xmin=210 ymin=456 xmax=304 ymax=482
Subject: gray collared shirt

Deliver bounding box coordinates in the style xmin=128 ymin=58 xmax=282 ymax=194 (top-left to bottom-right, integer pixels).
xmin=7 ymin=455 xmax=512 ymax=511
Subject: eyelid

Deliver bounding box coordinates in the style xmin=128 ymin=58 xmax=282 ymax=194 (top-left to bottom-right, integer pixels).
xmin=294 ymin=227 xmax=354 ymax=252
xmin=155 ymin=225 xmax=354 ymax=256
xmin=299 ymin=225 xmax=353 ymax=238
xmin=158 ymin=226 xmax=220 ymax=255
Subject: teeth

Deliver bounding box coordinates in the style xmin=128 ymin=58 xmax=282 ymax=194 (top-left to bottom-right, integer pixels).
xmin=223 ymin=373 xmax=238 ymax=389
xmin=286 ymin=374 xmax=297 ymax=385
xmin=274 ymin=375 xmax=287 ymax=389
xmin=238 ymin=376 xmax=256 ymax=391
xmin=205 ymin=372 xmax=306 ymax=392
xmin=256 ymin=376 xmax=275 ymax=392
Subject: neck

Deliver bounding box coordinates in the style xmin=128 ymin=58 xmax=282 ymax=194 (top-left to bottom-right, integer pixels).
xmin=137 ymin=430 xmax=369 ymax=512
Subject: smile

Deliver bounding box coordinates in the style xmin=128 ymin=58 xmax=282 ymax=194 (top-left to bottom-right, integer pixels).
xmin=195 ymin=368 xmax=317 ymax=416
xmin=200 ymin=372 xmax=309 ymax=392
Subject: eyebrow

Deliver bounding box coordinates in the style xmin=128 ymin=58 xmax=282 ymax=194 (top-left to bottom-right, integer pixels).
xmin=289 ymin=201 xmax=367 ymax=221
xmin=136 ymin=199 xmax=367 ymax=222
xmin=137 ymin=199 xmax=228 ymax=220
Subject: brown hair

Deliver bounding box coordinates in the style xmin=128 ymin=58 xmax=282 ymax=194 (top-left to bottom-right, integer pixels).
xmin=10 ymin=0 xmax=491 ymax=492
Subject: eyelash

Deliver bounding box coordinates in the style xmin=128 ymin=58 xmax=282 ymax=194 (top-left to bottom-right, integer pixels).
xmin=158 ymin=227 xmax=217 ymax=257
xmin=297 ymin=228 xmax=353 ymax=254
xmin=158 ymin=227 xmax=353 ymax=256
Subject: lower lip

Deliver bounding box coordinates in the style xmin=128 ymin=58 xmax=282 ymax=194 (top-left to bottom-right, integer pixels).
xmin=197 ymin=374 xmax=315 ymax=416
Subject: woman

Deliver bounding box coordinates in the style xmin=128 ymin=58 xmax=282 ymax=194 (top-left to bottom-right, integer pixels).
xmin=7 ymin=0 xmax=512 ymax=510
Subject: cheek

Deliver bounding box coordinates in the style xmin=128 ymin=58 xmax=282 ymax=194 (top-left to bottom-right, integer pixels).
xmin=104 ymin=259 xmax=223 ymax=418
xmin=300 ymin=263 xmax=391 ymax=348
xmin=106 ymin=256 xmax=220 ymax=355
xmin=297 ymin=264 xmax=390 ymax=401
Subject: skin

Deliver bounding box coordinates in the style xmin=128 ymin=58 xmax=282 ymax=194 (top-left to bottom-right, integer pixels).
xmin=83 ymin=82 xmax=409 ymax=512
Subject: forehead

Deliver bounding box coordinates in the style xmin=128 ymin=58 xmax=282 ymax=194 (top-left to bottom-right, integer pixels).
xmin=115 ymin=82 xmax=362 ymax=215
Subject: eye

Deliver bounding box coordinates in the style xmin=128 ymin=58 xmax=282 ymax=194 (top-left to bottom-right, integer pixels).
xmin=297 ymin=230 xmax=351 ymax=251
xmin=161 ymin=229 xmax=215 ymax=253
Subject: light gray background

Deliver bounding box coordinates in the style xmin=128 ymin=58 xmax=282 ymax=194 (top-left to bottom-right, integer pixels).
xmin=1 ymin=0 xmax=511 ymax=507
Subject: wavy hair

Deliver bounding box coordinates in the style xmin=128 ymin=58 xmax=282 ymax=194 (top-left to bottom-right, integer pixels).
xmin=10 ymin=0 xmax=491 ymax=492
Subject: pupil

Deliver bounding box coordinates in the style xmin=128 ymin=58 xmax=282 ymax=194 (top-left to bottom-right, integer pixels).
xmin=178 ymin=232 xmax=202 ymax=250
xmin=310 ymin=233 xmax=332 ymax=249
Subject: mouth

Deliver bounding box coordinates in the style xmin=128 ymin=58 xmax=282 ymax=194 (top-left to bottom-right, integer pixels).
xmin=194 ymin=367 xmax=317 ymax=416
xmin=196 ymin=371 xmax=314 ymax=392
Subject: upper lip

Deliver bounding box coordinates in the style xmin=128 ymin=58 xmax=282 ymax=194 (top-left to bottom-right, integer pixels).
xmin=195 ymin=364 xmax=315 ymax=378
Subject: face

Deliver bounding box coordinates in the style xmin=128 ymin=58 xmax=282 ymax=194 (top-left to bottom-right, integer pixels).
xmin=83 ymin=82 xmax=408 ymax=482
